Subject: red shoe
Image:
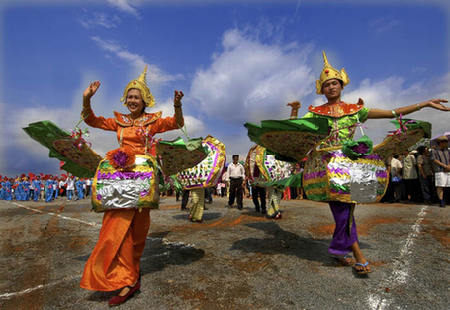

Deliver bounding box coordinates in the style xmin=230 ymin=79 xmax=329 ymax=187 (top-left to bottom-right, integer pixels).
xmin=108 ymin=280 xmax=141 ymax=307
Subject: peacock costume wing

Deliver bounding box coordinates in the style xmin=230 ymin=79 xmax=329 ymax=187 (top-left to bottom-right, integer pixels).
xmin=244 ymin=118 xmax=330 ymax=162
xmin=373 ymin=119 xmax=431 ymax=159
xmin=156 ymin=137 xmax=209 ymax=176
xmin=23 ymin=120 xmax=102 ymax=178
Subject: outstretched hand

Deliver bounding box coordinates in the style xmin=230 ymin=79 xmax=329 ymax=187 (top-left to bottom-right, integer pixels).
xmin=287 ymin=101 xmax=301 ymax=119
xmin=424 ymin=98 xmax=449 ymax=111
xmin=287 ymin=101 xmax=301 ymax=109
xmin=83 ymin=81 xmax=101 ymax=100
xmin=174 ymin=90 xmax=184 ymax=106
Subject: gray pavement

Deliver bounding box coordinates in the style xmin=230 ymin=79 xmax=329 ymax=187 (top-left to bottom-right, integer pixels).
xmin=0 ymin=196 xmax=448 ymax=310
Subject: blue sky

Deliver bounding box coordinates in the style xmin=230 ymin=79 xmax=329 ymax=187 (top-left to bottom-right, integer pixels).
xmin=0 ymin=0 xmax=449 ymax=175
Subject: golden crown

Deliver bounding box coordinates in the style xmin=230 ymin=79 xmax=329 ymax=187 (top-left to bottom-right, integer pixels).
xmin=316 ymin=51 xmax=350 ymax=95
xmin=121 ymin=65 xmax=155 ymax=107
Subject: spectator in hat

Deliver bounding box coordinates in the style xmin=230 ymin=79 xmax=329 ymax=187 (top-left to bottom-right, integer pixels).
xmin=431 ymin=136 xmax=450 ymax=208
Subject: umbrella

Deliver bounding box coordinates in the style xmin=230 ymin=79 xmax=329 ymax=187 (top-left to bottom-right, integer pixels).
xmin=430 ymin=131 xmax=450 ymax=145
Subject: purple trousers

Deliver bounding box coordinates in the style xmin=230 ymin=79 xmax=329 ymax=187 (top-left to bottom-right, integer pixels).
xmin=328 ymin=201 xmax=358 ymax=256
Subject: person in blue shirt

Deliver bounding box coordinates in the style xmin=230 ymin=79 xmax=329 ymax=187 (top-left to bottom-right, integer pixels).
xmin=4 ymin=179 xmax=12 ymax=201
xmin=0 ymin=177 xmax=6 ymax=200
xmin=45 ymin=176 xmax=54 ymax=202
xmin=32 ymin=176 xmax=42 ymax=202
xmin=53 ymin=176 xmax=59 ymax=199
xmin=23 ymin=176 xmax=31 ymax=201
xmin=75 ymin=177 xmax=84 ymax=200
xmin=15 ymin=178 xmax=24 ymax=201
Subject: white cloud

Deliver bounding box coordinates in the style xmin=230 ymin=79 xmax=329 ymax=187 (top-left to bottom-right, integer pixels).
xmin=190 ymin=28 xmax=314 ymax=124
xmin=91 ymin=36 xmax=183 ymax=84
xmin=152 ymin=99 xmax=206 ymax=141
xmin=129 ymin=0 xmax=450 ymax=7
xmin=336 ymin=75 xmax=450 ymax=144
xmin=1 ymin=69 xmax=205 ymax=176
xmin=78 ymin=12 xmax=121 ymax=29
xmin=3 ymin=72 xmax=114 ymax=161
xmin=106 ymin=0 xmax=139 ymax=16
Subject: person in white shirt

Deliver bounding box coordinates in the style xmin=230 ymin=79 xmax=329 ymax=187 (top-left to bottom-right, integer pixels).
xmin=66 ymin=176 xmax=75 ymax=201
xmin=222 ymin=170 xmax=230 ymax=199
xmin=59 ymin=179 xmax=66 ymax=197
xmin=85 ymin=178 xmax=92 ymax=197
xmin=402 ymin=150 xmax=419 ymax=202
xmin=391 ymin=155 xmax=403 ymax=202
xmin=226 ymin=155 xmax=245 ymax=209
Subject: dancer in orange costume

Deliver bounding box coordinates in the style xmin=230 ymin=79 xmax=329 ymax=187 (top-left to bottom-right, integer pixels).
xmin=79 ymin=66 xmax=184 ymax=306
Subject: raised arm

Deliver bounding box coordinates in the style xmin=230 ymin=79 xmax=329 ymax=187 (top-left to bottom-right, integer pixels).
xmin=173 ymin=90 xmax=185 ymax=127
xmin=82 ymin=81 xmax=117 ymax=131
xmin=367 ymin=98 xmax=449 ymax=119
xmin=82 ymin=81 xmax=100 ymax=110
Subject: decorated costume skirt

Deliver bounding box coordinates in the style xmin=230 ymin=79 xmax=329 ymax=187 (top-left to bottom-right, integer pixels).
xmin=303 ymin=150 xmax=388 ymax=203
xmin=91 ymin=155 xmax=159 ymax=212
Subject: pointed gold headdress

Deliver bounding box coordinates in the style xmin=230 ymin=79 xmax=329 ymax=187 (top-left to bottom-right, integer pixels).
xmin=315 ymin=51 xmax=349 ymax=95
xmin=121 ymin=65 xmax=155 ymax=107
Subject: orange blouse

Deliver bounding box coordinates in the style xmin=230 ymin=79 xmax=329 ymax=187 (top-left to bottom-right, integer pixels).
xmin=83 ymin=107 xmax=180 ymax=156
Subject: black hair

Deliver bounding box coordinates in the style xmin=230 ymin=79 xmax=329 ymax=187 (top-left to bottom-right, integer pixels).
xmin=322 ymin=79 xmax=344 ymax=92
xmin=417 ymin=146 xmax=426 ymax=155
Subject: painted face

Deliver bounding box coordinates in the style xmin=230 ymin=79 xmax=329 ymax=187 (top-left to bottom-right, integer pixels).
xmin=126 ymin=88 xmax=145 ymax=116
xmin=321 ymin=78 xmax=342 ymax=100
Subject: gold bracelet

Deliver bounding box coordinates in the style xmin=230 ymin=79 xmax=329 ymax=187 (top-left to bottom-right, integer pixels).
xmin=391 ymin=110 xmax=398 ymax=118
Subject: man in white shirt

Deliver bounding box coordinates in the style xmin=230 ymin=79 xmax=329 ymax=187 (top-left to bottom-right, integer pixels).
xmin=226 ymin=155 xmax=245 ymax=210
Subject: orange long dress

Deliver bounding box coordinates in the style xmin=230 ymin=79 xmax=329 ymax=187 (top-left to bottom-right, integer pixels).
xmin=80 ymin=108 xmax=179 ymax=291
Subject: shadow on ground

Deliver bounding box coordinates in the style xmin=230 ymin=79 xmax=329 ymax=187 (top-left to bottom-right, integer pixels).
xmin=172 ymin=212 xmax=222 ymax=221
xmin=230 ymin=222 xmax=333 ymax=265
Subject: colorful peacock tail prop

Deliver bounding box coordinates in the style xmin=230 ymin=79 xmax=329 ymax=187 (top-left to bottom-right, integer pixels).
xmin=245 ymin=144 xmax=296 ymax=188
xmin=176 ymin=135 xmax=226 ymax=189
